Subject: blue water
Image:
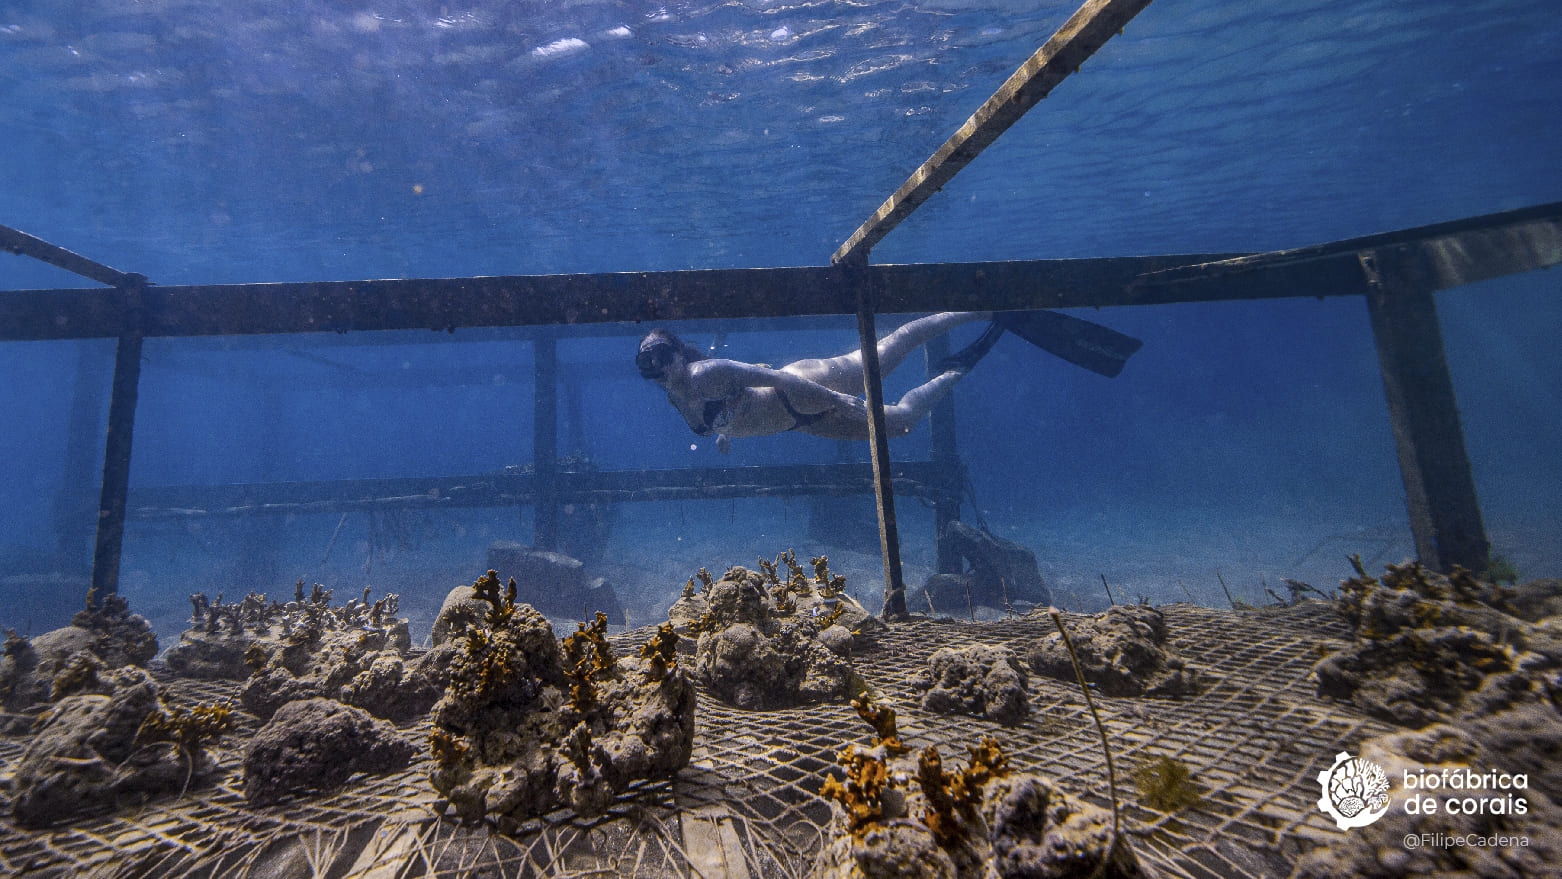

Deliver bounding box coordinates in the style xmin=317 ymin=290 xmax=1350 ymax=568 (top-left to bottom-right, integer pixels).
xmin=2 ymin=0 xmax=1560 ymax=637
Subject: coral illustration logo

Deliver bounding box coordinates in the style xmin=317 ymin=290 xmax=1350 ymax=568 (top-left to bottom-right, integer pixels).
xmin=1317 ymin=751 xmax=1391 ymax=829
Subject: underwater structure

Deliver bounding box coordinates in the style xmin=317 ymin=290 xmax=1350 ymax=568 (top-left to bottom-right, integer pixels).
xmin=3 ymin=0 xmax=1561 ymax=876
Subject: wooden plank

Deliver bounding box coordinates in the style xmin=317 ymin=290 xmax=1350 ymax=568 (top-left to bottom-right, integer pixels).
xmin=833 ymin=0 xmax=1156 ymax=264
xmin=679 ymin=806 xmax=752 ymax=879
xmin=1361 ymin=250 xmax=1490 ymax=573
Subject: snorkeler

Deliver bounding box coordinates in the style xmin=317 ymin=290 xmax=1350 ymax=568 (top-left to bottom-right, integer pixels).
xmin=637 ymin=310 xmax=1142 ymax=453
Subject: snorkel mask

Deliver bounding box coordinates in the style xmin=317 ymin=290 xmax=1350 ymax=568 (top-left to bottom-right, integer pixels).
xmin=636 ymin=335 xmax=677 ymax=380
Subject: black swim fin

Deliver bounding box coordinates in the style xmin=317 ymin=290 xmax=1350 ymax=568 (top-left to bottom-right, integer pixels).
xmin=934 ymin=319 xmax=1006 ymax=375
xmin=996 ymin=310 xmax=1143 ymax=378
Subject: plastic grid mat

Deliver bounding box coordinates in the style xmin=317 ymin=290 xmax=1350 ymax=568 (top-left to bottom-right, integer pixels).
xmin=0 ymin=602 xmax=1393 ymax=878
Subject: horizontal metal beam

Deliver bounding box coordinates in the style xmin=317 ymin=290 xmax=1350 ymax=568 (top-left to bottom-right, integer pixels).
xmin=125 ymin=462 xmax=959 ymax=521
xmin=833 ymin=0 xmax=1155 ymax=265
xmin=1133 ymin=199 xmax=1562 ymax=293
xmin=0 ymin=223 xmax=141 ymax=288
xmin=0 ymin=258 xmax=1216 ymax=342
xmin=4 ymin=202 xmax=1558 ymax=344
xmin=0 ymin=267 xmax=850 ymax=341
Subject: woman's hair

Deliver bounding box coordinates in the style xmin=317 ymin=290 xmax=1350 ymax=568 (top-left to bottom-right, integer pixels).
xmin=636 ymin=328 xmax=704 ymax=379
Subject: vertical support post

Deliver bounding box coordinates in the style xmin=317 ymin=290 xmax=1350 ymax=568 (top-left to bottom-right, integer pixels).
xmin=533 ymin=328 xmax=560 ymax=551
xmin=1360 ymin=250 xmax=1490 ymax=573
xmin=89 ymin=277 xmax=147 ymax=607
xmin=243 ymin=381 xmax=284 ymax=588
xmin=562 ymin=371 xmax=587 ymax=457
xmin=844 ymin=259 xmax=908 ymax=619
xmin=57 ymin=342 xmax=108 ymax=572
xmin=925 ymin=334 xmax=964 ymax=575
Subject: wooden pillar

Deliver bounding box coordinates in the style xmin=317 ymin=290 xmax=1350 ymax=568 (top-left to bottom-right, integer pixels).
xmin=925 ymin=334 xmax=964 ymax=575
xmin=1360 ymin=250 xmax=1490 ymax=573
xmin=533 ymin=328 xmax=560 ymax=550
xmin=846 ymin=260 xmax=908 ymax=619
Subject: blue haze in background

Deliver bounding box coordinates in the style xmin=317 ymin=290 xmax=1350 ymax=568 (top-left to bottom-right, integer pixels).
xmin=1 ymin=0 xmax=1558 ymax=639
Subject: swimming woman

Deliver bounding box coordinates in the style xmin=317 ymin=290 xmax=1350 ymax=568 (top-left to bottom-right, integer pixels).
xmin=638 ymin=310 xmax=1135 ymax=453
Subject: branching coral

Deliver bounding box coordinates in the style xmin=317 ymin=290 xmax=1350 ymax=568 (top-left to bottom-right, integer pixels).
xmin=818 ymin=676 xmax=1139 ymax=878
xmin=820 ymin=744 xmax=893 ymax=836
xmin=1339 ymin=556 xmax=1516 ymax=638
xmin=817 ymin=600 xmax=848 ymax=629
xmin=812 ymin=555 xmax=847 ymax=599
xmin=455 ymin=628 xmax=516 ymax=704
xmin=760 ymin=550 xmax=816 ymax=610
xmin=50 ymin=652 xmax=103 ymax=700
xmin=919 ymin=746 xmax=963 ymax=844
xmin=962 ymin=736 xmax=1010 ymax=787
xmin=758 ymin=555 xmax=781 ymax=588
xmin=853 ymin=697 xmax=909 ymax=755
xmin=428 ymin=729 xmax=468 ymax=768
xmin=918 ymin=737 xmax=1013 ymax=844
xmin=135 ymin=701 xmax=234 ymax=751
xmin=243 ymin=643 xmax=269 ymax=672
xmin=1318 ymin=558 xmax=1558 ymax=726
xmin=427 ymin=575 xmax=696 ymax=827
xmin=641 ymin=624 xmax=680 ymax=683
xmin=72 ymin=584 xmax=158 ymax=667
xmin=471 ymin=569 xmax=519 ymax=628
xmin=562 ymin=612 xmax=616 ymax=713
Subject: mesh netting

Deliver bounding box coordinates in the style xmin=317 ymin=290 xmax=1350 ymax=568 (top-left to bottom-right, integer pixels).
xmin=0 ymin=602 xmax=1393 ymax=878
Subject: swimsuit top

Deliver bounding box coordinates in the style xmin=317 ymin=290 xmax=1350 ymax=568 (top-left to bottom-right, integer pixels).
xmin=698 ymin=388 xmax=827 ymax=435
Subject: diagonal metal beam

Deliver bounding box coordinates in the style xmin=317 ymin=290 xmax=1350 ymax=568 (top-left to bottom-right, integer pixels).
xmin=832 ymin=0 xmax=1155 ymax=265
xmin=0 ymin=223 xmax=141 ymax=288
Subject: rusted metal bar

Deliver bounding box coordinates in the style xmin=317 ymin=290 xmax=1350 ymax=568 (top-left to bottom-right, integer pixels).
xmin=845 ymin=260 xmax=910 ymax=620
xmin=0 ymin=223 xmax=140 ymax=288
xmin=88 ymin=341 xmax=142 ymax=603
xmin=1361 ymin=250 xmax=1490 ymax=573
xmin=89 ymin=280 xmax=147 ymax=603
xmin=124 ymin=462 xmax=957 ymax=520
xmin=9 ymin=199 xmax=1557 ymax=343
xmin=0 ymin=267 xmax=855 ymax=341
xmin=832 ymin=0 xmax=1155 ymax=265
xmin=1133 ymin=199 xmax=1562 ymax=290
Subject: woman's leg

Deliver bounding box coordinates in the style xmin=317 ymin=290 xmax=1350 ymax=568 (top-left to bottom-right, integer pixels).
xmin=883 ymin=370 xmax=965 ymax=436
xmin=783 ymin=311 xmax=991 ymax=395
